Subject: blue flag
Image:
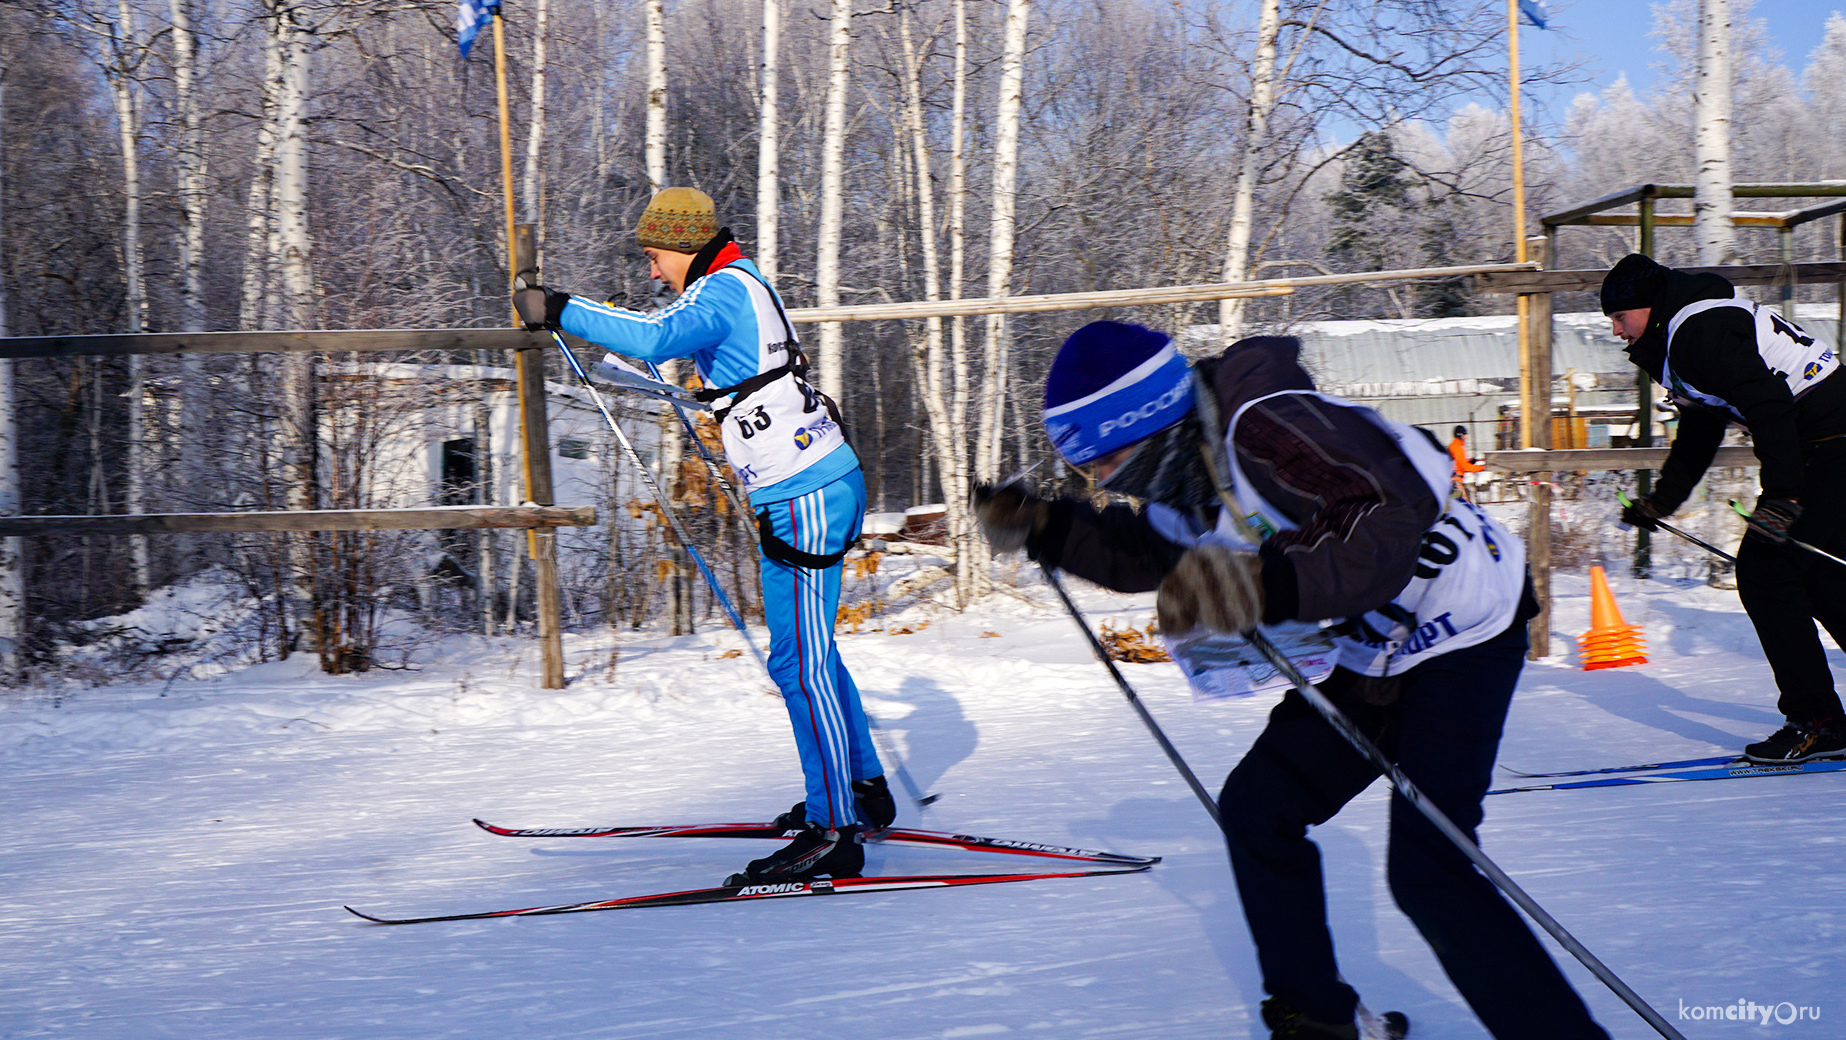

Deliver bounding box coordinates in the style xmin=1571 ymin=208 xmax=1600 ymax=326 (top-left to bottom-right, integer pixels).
xmin=456 ymin=0 xmax=499 ymax=58
xmin=1518 ymin=0 xmax=1548 ymax=30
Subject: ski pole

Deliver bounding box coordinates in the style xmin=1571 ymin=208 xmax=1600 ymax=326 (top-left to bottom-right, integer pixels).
xmin=1041 ymin=563 xmax=1222 ymax=827
xmin=552 ymin=332 xmax=768 ymax=676
xmin=1729 ymin=500 xmax=1846 ymax=569
xmin=1245 ymin=630 xmax=1688 ymax=1040
xmin=555 ymin=334 xmax=938 ymax=812
xmin=644 ymin=360 xmax=755 ymax=524
xmin=1616 ymin=491 xmax=1736 ymax=563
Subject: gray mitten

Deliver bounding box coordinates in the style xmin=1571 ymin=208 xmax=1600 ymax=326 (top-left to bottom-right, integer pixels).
xmin=1156 ymin=545 xmax=1265 ymax=635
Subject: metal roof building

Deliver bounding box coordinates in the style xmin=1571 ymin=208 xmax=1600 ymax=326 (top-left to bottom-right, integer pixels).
xmin=1184 ymin=306 xmax=1842 ymax=448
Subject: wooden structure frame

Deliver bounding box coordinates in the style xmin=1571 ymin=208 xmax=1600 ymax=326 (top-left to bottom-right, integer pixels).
xmin=0 ymin=258 xmax=1546 ymax=686
xmin=1475 ymin=182 xmax=1846 ymax=658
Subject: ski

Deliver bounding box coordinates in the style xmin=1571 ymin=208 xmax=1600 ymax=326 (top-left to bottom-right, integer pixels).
xmin=346 ymin=864 xmax=1152 ymax=925
xmin=1499 ymin=754 xmax=1738 ymax=779
xmin=1488 ymin=755 xmax=1846 ymax=795
xmin=471 ymin=818 xmax=1159 ymax=867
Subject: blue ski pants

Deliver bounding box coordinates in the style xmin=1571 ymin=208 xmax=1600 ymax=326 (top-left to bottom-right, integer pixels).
xmin=758 ymin=470 xmax=881 ymax=830
xmin=1218 ymin=618 xmax=1610 ymax=1040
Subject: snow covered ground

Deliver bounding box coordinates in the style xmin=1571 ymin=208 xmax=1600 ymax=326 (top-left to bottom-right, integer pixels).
xmin=3 ymin=556 xmax=1841 ymax=1040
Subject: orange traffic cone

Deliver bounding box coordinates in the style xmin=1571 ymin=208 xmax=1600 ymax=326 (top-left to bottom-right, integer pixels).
xmin=1579 ymin=565 xmax=1646 ymax=670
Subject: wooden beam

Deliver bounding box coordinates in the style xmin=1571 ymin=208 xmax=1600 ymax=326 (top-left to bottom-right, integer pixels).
xmin=1476 ymin=261 xmax=1846 ymax=295
xmin=782 ymin=262 xmax=1540 ymax=324
xmin=0 ymin=327 xmax=546 ymax=361
xmin=1485 ymin=446 xmax=1758 ymax=473
xmin=0 ymin=504 xmax=597 ymax=537
xmin=1 ymin=262 xmax=1549 ymax=360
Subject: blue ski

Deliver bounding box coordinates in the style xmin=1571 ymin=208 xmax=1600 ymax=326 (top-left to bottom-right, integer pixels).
xmin=1499 ymin=754 xmax=1738 ymax=779
xmin=1489 ymin=755 xmax=1846 ymax=794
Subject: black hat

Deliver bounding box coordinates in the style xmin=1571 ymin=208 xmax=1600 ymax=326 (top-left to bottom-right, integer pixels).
xmin=1452 ymin=426 xmax=1468 ymax=438
xmin=1600 ymin=253 xmax=1668 ymax=315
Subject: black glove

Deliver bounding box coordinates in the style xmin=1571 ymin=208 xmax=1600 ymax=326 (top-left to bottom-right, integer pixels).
xmin=1746 ymin=496 xmax=1802 ymax=543
xmin=1620 ymin=495 xmax=1666 ymax=532
xmin=512 ymin=273 xmax=570 ymax=331
xmin=1156 ymin=545 xmax=1265 ymax=636
xmin=973 ymin=481 xmax=1049 ymax=555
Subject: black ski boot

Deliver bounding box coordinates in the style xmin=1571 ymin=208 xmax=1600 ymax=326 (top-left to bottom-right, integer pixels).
xmin=853 ymin=775 xmax=897 ymax=831
xmin=1744 ymin=718 xmax=1846 ymax=763
xmin=771 ymin=801 xmax=807 ymax=830
xmin=1260 ymin=998 xmax=1358 ymax=1040
xmin=724 ymin=822 xmax=864 ymax=886
xmin=769 ymin=777 xmax=896 ymax=833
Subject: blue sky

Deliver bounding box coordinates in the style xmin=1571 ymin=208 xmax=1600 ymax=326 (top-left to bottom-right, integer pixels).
xmin=1521 ymin=0 xmax=1843 ymax=111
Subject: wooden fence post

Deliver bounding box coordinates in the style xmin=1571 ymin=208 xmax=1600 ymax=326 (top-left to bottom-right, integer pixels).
xmin=513 ymin=224 xmax=566 ymax=688
xmin=1525 ymin=233 xmax=1554 ymax=660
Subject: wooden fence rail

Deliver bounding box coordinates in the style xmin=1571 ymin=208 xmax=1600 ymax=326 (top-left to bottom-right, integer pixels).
xmin=0 ymin=505 xmax=596 ymax=538
xmin=1483 ymin=446 xmax=1759 ymax=474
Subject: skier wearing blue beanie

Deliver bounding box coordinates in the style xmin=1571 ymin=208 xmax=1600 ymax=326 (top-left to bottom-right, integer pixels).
xmin=977 ymin=321 xmax=1608 ymax=1040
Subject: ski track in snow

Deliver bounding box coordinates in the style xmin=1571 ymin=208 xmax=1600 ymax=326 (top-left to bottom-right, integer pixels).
xmin=1 ymin=568 xmax=1841 ymax=1039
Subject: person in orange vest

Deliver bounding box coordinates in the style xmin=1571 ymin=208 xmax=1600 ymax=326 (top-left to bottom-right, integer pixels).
xmin=1448 ymin=426 xmax=1485 ymax=500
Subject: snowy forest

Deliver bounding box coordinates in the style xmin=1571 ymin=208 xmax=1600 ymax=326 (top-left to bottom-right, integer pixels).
xmin=3 ymin=0 xmax=1846 ymax=680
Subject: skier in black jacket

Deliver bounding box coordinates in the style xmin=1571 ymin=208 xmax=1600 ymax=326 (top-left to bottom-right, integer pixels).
xmin=1603 ymin=253 xmax=1846 ymax=763
xmin=978 ymin=321 xmax=1608 ymax=1040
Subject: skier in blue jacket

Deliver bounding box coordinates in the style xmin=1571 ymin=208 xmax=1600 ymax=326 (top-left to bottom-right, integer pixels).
xmin=514 ymin=187 xmax=892 ymax=883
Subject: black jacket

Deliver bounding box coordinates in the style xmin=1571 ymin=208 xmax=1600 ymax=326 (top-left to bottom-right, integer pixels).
xmin=1025 ymin=337 xmax=1442 ymax=625
xmin=1628 ymin=270 xmax=1846 ymax=508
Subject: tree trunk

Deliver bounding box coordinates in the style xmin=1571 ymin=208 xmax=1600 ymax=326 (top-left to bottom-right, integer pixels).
xmin=976 ymin=0 xmax=1029 ymax=481
xmin=1694 ymin=0 xmax=1737 ymax=266
xmin=644 ymin=0 xmax=667 ymax=192
xmin=1218 ymin=0 xmax=1280 ymax=345
xmin=170 ymin=0 xmax=208 ymax=576
xmin=897 ymin=10 xmax=974 ymax=607
xmin=273 ymin=3 xmax=318 ymax=650
xmin=241 ymin=23 xmax=283 ymax=330
xmin=756 ymin=0 xmax=781 ymax=282
xmin=0 ymin=55 xmax=19 ymax=683
xmin=522 ymin=0 xmax=549 ymax=232
xmin=814 ymin=0 xmax=853 ymax=404
xmin=102 ymin=0 xmax=152 ymax=595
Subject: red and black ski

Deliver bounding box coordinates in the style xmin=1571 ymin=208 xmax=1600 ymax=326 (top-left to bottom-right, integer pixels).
xmin=471 ymin=818 xmax=1160 ymax=867
xmin=346 ymin=863 xmax=1153 ymax=925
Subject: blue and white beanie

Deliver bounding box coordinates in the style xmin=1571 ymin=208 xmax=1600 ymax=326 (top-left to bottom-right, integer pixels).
xmin=1042 ymin=321 xmax=1194 ymax=465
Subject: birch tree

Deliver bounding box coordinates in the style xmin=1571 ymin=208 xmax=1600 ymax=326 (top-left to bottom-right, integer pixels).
xmin=0 ymin=47 xmax=18 ymax=683
xmin=894 ymin=5 xmax=974 ymax=605
xmin=813 ymin=0 xmax=855 ymax=404
xmin=975 ymin=0 xmax=1029 ymax=480
xmin=1693 ymin=0 xmax=1737 ymax=265
xmin=522 ymin=0 xmax=550 ymax=231
xmin=756 ymin=0 xmax=781 ymax=282
xmin=270 ymin=0 xmax=319 ymax=646
xmin=645 ymin=0 xmax=667 ymax=192
xmin=1217 ymin=0 xmax=1279 ymax=344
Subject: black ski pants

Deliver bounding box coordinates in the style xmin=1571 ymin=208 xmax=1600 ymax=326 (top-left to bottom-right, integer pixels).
xmin=1218 ymin=620 xmax=1609 ymax=1040
xmin=1736 ymin=437 xmax=1846 ymax=724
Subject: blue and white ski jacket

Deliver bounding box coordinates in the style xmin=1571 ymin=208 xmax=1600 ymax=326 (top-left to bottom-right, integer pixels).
xmin=559 ymin=250 xmax=857 ymax=505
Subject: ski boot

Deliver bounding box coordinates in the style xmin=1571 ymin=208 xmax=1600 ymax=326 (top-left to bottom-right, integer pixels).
xmin=724 ymin=822 xmax=864 ymax=886
xmin=853 ymin=775 xmax=897 ymax=832
xmin=1261 ymin=998 xmax=1409 ymax=1040
xmin=769 ymin=775 xmax=897 ymax=833
xmin=1744 ymin=718 xmax=1846 ymax=763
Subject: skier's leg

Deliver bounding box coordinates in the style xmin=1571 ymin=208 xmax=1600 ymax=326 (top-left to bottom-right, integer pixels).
xmin=1219 ymin=682 xmax=1385 ymax=1027
xmin=1738 ymin=532 xmax=1844 ymax=723
xmin=761 ymin=487 xmax=860 ymax=831
xmin=1383 ymin=622 xmax=1609 ymax=1040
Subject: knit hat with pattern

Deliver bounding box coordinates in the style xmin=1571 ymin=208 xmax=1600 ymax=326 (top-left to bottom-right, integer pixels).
xmin=636 ymin=187 xmax=718 ymax=253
